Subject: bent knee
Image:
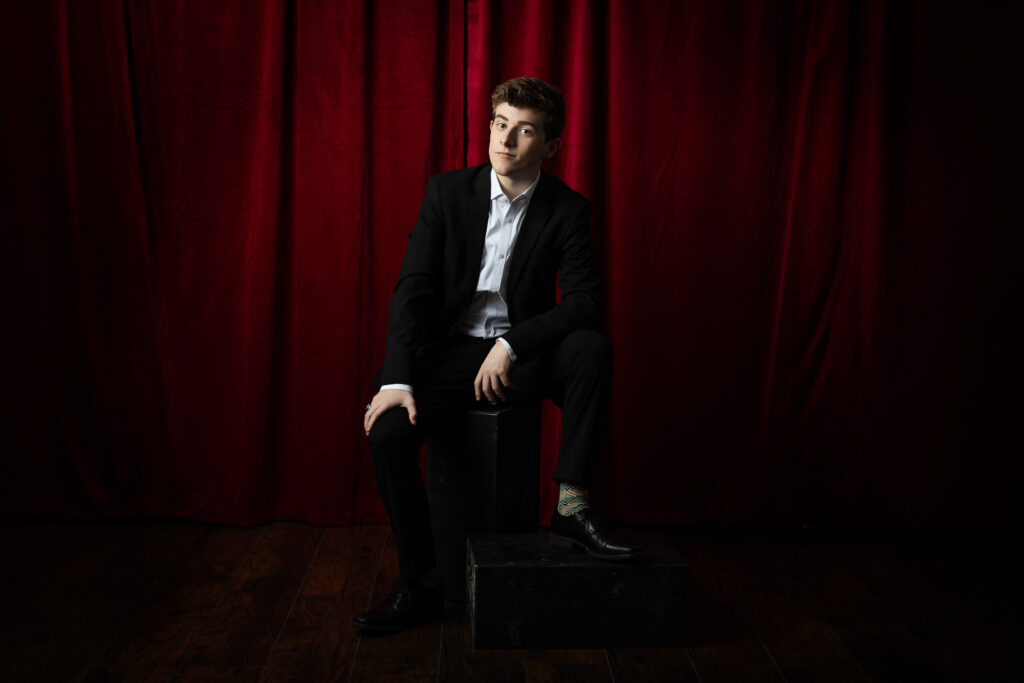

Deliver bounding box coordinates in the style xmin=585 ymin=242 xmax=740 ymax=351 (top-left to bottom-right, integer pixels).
xmin=557 ymin=329 xmax=613 ymax=376
xmin=368 ymin=407 xmax=418 ymax=456
xmin=562 ymin=329 xmax=613 ymax=362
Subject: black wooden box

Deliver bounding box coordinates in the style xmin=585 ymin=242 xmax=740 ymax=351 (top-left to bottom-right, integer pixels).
xmin=427 ymin=405 xmax=541 ymax=600
xmin=467 ymin=533 xmax=687 ymax=648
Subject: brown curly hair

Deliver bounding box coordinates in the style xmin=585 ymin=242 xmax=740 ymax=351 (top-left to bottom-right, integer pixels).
xmin=490 ymin=77 xmax=566 ymax=142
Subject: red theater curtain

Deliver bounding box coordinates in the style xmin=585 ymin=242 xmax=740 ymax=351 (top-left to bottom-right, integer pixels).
xmin=0 ymin=1 xmax=1015 ymax=528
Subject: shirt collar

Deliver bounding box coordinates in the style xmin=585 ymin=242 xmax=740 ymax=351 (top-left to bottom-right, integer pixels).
xmin=490 ymin=167 xmax=541 ymax=203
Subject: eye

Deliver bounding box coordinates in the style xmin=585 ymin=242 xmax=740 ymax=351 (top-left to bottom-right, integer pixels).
xmin=496 ymin=122 xmax=507 ymax=129
xmin=520 ymin=128 xmax=533 ymax=135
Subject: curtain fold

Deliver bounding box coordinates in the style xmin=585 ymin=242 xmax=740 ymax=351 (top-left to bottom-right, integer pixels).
xmin=1 ymin=0 xmax=1014 ymax=529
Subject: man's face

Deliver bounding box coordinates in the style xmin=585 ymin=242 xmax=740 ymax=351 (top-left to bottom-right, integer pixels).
xmin=489 ymin=102 xmax=561 ymax=184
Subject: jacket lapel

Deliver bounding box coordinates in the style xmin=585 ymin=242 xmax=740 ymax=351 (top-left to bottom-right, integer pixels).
xmin=507 ymin=172 xmax=553 ymax=296
xmin=464 ymin=166 xmax=490 ymax=302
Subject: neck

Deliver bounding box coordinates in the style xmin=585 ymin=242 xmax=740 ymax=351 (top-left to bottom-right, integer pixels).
xmin=495 ymin=170 xmax=538 ymax=199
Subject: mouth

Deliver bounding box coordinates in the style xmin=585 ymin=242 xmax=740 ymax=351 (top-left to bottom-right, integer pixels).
xmin=495 ymin=152 xmax=516 ymax=160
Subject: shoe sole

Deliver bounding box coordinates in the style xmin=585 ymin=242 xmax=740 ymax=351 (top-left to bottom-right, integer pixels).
xmin=549 ymin=532 xmax=643 ymax=561
xmin=352 ymin=620 xmax=405 ymax=635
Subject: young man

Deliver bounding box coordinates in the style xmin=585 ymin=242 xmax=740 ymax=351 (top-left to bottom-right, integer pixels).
xmin=355 ymin=77 xmax=640 ymax=634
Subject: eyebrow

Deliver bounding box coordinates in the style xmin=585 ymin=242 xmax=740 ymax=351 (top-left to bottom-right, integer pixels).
xmin=493 ymin=114 xmax=537 ymax=128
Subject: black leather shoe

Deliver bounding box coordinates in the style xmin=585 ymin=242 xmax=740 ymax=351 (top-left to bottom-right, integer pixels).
xmin=549 ymin=508 xmax=643 ymax=560
xmin=351 ymin=581 xmax=444 ymax=634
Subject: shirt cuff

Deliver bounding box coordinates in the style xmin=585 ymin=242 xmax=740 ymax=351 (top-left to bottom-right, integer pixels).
xmin=380 ymin=383 xmax=414 ymax=394
xmin=496 ymin=337 xmax=517 ymax=363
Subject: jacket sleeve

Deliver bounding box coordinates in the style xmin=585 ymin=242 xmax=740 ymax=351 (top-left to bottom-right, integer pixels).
xmin=502 ymin=198 xmax=604 ymax=363
xmin=378 ymin=176 xmax=446 ymax=386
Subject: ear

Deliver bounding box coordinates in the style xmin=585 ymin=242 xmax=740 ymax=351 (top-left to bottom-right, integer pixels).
xmin=544 ymin=137 xmax=562 ymax=159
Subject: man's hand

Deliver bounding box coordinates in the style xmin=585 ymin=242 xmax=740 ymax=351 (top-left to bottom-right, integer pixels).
xmin=474 ymin=342 xmax=516 ymax=405
xmin=364 ymin=389 xmax=417 ymax=436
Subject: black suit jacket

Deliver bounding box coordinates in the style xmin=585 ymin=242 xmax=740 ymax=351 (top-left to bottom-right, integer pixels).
xmin=377 ymin=164 xmax=603 ymax=388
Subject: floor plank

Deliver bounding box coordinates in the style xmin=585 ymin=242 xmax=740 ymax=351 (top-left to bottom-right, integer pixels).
xmin=176 ymin=664 xmax=263 ymax=681
xmin=261 ymin=525 xmax=388 ymax=682
xmin=763 ymin=537 xmax=954 ymax=682
xmin=697 ymin=537 xmax=870 ymax=683
xmin=84 ymin=523 xmax=261 ymax=681
xmin=605 ymin=647 xmax=699 ymax=683
xmin=0 ymin=521 xmax=113 ymax=606
xmin=347 ymin=530 xmax=443 ymax=683
xmin=1 ymin=521 xmax=1022 ymax=682
xmin=516 ymin=648 xmax=614 ymax=682
xmin=672 ymin=534 xmax=788 ymax=683
xmin=0 ymin=521 xmax=150 ymax=662
xmin=822 ymin=537 xmax=1024 ymax=683
xmin=300 ymin=524 xmax=389 ymax=599
xmin=439 ymin=604 xmax=613 ymax=682
xmin=180 ymin=521 xmax=323 ymax=668
xmin=893 ymin=535 xmax=1024 ymax=664
xmin=2 ymin=520 xmax=202 ymax=681
xmin=259 ymin=595 xmax=362 ymax=682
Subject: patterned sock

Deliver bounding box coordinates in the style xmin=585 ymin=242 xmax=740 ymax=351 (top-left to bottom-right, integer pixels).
xmin=557 ymin=482 xmax=590 ymax=516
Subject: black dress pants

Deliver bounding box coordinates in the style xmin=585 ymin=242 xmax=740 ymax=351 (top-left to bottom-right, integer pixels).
xmin=368 ymin=329 xmax=613 ymax=583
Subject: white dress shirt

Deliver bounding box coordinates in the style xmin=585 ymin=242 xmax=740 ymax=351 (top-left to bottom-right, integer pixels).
xmin=382 ymin=169 xmax=539 ymax=394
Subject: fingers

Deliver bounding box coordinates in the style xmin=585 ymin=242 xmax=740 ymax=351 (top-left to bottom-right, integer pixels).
xmin=499 ymin=370 xmax=516 ymax=391
xmin=490 ymin=374 xmax=507 ymax=402
xmin=364 ymin=391 xmax=416 ymax=435
xmin=476 ymin=371 xmax=496 ymax=404
xmin=474 ymin=343 xmax=516 ymax=405
xmin=475 ymin=371 xmax=514 ymax=405
xmin=364 ymin=396 xmax=387 ymax=435
xmin=362 ymin=400 xmax=375 ymax=433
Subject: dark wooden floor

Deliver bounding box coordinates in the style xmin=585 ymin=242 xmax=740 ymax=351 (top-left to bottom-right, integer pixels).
xmin=0 ymin=520 xmax=1020 ymax=682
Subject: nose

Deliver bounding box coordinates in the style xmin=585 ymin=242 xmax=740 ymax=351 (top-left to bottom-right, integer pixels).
xmin=501 ymin=129 xmax=516 ymax=148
